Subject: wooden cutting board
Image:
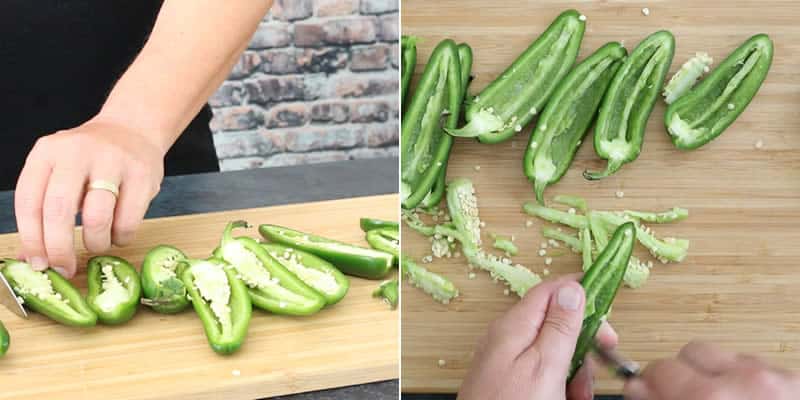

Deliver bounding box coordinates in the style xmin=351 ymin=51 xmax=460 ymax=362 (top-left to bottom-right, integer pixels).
xmin=402 ymin=0 xmax=800 ymax=394
xmin=0 ymin=194 xmax=398 ymax=400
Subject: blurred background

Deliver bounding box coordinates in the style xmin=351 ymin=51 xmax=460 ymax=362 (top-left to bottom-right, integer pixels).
xmin=210 ymin=0 xmax=399 ymax=171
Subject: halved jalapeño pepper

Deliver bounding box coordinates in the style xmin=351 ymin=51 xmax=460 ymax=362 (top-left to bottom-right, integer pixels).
xmin=259 ymin=224 xmax=394 ymax=280
xmin=365 ymin=228 xmax=399 ymax=264
xmin=401 ymin=35 xmax=418 ymax=108
xmin=569 ymin=222 xmax=635 ymax=381
xmin=446 ymin=10 xmax=585 ymax=143
xmin=0 ymin=319 xmax=8 ymax=357
xmin=665 ymin=34 xmax=773 ymax=149
xmin=0 ymin=259 xmax=96 ymax=327
xmin=86 ymin=256 xmax=141 ymax=325
xmin=524 ymin=42 xmax=627 ymax=204
xmin=359 ymin=218 xmax=399 ymax=232
xmin=140 ymin=245 xmax=189 ymax=314
xmin=181 ymin=258 xmax=251 ymax=355
xmin=585 ymin=31 xmax=675 ymax=180
xmin=401 ymin=39 xmax=463 ymax=209
xmin=219 ymin=221 xmax=325 ymax=316
xmin=261 ymin=243 xmax=349 ymax=306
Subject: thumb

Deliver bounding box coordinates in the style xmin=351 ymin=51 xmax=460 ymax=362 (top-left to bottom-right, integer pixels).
xmin=523 ymin=281 xmax=585 ymax=378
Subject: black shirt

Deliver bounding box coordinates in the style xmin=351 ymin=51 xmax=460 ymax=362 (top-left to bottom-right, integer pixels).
xmin=0 ymin=1 xmax=220 ymax=190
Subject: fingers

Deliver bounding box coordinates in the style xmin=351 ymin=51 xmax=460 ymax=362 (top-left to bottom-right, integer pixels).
xmin=677 ymin=341 xmax=738 ymax=376
xmin=523 ymin=281 xmax=586 ymax=379
xmin=14 ymin=153 xmax=52 ymax=270
xmin=111 ymin=169 xmax=155 ymax=246
xmin=42 ymin=167 xmax=86 ymax=277
xmin=566 ymin=358 xmax=595 ymax=400
xmin=624 ymin=358 xmax=702 ymax=400
xmin=81 ymin=181 xmax=118 ymax=253
xmin=489 ymin=274 xmax=581 ymax=352
xmin=596 ymin=321 xmax=619 ymax=350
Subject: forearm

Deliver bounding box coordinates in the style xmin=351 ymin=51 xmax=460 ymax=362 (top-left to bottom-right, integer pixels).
xmin=98 ymin=0 xmax=273 ymax=153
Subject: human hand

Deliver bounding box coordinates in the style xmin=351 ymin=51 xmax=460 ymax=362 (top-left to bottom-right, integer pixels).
xmin=457 ymin=275 xmax=618 ymax=400
xmin=624 ymin=341 xmax=800 ymax=399
xmin=15 ymin=116 xmax=165 ymax=278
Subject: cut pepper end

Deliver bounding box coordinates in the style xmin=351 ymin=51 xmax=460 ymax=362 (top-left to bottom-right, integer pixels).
xmin=583 ymin=159 xmax=622 ymax=181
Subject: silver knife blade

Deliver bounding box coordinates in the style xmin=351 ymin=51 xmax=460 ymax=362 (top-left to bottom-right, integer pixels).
xmin=0 ymin=262 xmax=27 ymax=318
xmin=592 ymin=341 xmax=640 ymax=380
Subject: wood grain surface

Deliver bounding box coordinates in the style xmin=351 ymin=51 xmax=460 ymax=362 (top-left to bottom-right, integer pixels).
xmin=401 ymin=0 xmax=800 ymax=394
xmin=0 ymin=194 xmax=399 ymax=400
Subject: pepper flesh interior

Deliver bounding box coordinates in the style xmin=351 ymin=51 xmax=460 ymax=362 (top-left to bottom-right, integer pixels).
xmin=5 ymin=262 xmax=79 ymax=318
xmin=222 ymin=240 xmax=278 ymax=289
xmin=151 ymin=252 xmax=183 ymax=284
xmin=94 ymin=263 xmax=130 ymax=313
xmin=192 ymin=261 xmax=233 ymax=338
xmin=269 ymin=250 xmax=339 ymax=296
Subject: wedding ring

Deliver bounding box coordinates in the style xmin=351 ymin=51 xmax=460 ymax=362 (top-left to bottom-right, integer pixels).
xmin=88 ymin=180 xmax=120 ymax=198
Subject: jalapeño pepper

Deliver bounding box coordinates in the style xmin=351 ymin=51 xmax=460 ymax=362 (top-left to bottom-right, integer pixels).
xmin=418 ymin=42 xmax=474 ymax=210
xmin=570 ymin=222 xmax=635 ymax=380
xmin=665 ymin=34 xmax=773 ymax=149
xmin=0 ymin=320 xmax=8 ymax=357
xmin=585 ymin=31 xmax=675 ymax=180
xmin=140 ymin=245 xmax=190 ymax=314
xmin=0 ymin=259 xmax=96 ymax=327
xmin=259 ymin=224 xmax=393 ymax=280
xmin=261 ymin=243 xmax=350 ymax=306
xmin=86 ymin=256 xmax=142 ymax=325
xmin=524 ymin=42 xmax=627 ymax=204
xmin=401 ymin=39 xmax=464 ymax=209
xmin=401 ymin=35 xmax=418 ymax=108
xmin=365 ymin=228 xmax=399 ymax=264
xmin=218 ymin=221 xmax=325 ymax=316
xmin=446 ymin=10 xmax=585 ymax=143
xmin=181 ymin=258 xmax=251 ymax=355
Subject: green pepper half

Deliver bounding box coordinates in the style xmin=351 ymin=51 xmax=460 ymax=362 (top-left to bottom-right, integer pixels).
xmin=0 ymin=259 xmax=96 ymax=327
xmin=218 ymin=221 xmax=326 ymax=316
xmin=365 ymin=228 xmax=399 ymax=265
xmin=140 ymin=245 xmax=190 ymax=314
xmin=181 ymin=258 xmax=252 ymax=355
xmin=0 ymin=319 xmax=8 ymax=357
xmin=259 ymin=224 xmax=394 ymax=280
xmin=401 ymin=38 xmax=464 ymax=209
xmin=569 ymin=222 xmax=635 ymax=381
xmin=665 ymin=34 xmax=773 ymax=149
xmin=446 ymin=10 xmax=585 ymax=143
xmin=261 ymin=243 xmax=350 ymax=306
xmin=524 ymin=42 xmax=627 ymax=204
xmin=86 ymin=256 xmax=142 ymax=325
xmin=585 ymin=31 xmax=675 ymax=180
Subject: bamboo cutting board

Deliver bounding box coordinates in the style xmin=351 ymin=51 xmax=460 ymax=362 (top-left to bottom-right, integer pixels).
xmin=0 ymin=194 xmax=398 ymax=400
xmin=402 ymin=0 xmax=800 ymax=394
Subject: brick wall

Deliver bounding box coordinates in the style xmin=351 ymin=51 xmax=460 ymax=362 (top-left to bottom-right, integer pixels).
xmin=209 ymin=0 xmax=399 ymax=171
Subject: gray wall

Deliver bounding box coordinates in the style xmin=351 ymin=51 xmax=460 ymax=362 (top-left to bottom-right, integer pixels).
xmin=210 ymin=0 xmax=400 ymax=171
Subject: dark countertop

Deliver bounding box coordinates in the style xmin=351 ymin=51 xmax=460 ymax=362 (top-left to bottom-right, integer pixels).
xmin=0 ymin=158 xmax=399 ymax=400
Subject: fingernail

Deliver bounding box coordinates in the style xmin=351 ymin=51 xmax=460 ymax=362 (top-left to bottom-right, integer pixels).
xmin=53 ymin=267 xmax=69 ymax=278
xmin=557 ymin=285 xmax=581 ymax=311
xmin=29 ymin=257 xmax=48 ymax=270
xmin=624 ymin=379 xmax=650 ymax=400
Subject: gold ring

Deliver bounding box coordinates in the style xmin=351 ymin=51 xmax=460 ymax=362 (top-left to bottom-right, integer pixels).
xmin=88 ymin=180 xmax=120 ymax=198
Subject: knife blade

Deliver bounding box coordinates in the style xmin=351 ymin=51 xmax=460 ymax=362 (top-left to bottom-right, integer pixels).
xmin=0 ymin=262 xmax=27 ymax=318
xmin=592 ymin=341 xmax=640 ymax=380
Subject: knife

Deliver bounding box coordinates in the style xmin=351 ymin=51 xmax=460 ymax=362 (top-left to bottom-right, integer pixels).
xmin=592 ymin=341 xmax=640 ymax=379
xmin=0 ymin=261 xmax=27 ymax=318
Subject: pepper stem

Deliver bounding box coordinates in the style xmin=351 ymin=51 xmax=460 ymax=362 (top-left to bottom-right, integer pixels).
xmin=583 ymin=159 xmax=623 ymax=180
xmin=221 ymin=220 xmax=250 ymax=247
